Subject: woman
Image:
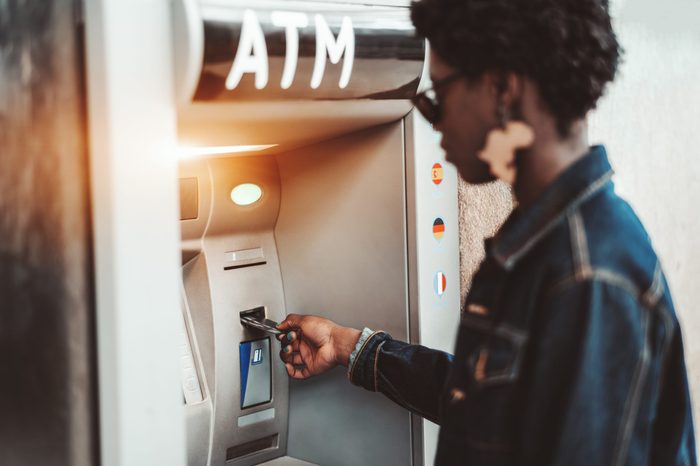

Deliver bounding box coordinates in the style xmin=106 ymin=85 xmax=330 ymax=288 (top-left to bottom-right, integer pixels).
xmin=277 ymin=0 xmax=696 ymax=464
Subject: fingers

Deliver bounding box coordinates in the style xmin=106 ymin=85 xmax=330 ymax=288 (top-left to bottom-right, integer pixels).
xmin=284 ymin=362 xmax=310 ymax=380
xmin=279 ymin=344 xmax=303 ymax=365
xmin=277 ymin=316 xmax=301 ymax=347
xmin=276 ymin=330 xmax=298 ymax=344
xmin=277 ymin=313 xmax=303 ymax=332
xmin=276 ymin=314 xmax=313 ymax=380
xmin=282 ymin=351 xmax=304 ymax=366
xmin=279 ymin=334 xmax=301 ymax=359
xmin=280 ymin=341 xmax=308 ymax=379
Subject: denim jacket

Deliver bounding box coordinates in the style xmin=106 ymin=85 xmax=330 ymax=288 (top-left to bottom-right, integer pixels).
xmin=348 ymin=146 xmax=696 ymax=466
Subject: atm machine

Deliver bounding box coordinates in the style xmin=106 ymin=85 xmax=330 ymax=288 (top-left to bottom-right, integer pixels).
xmin=171 ymin=1 xmax=460 ymax=465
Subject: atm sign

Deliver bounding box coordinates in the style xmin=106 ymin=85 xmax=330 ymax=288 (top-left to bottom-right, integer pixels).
xmin=192 ymin=6 xmax=425 ymax=102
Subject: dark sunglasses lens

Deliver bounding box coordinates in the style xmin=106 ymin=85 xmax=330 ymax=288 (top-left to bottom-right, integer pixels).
xmin=412 ymin=95 xmax=439 ymax=124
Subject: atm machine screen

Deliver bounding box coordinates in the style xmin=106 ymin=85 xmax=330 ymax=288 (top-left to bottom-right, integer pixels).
xmin=239 ymin=338 xmax=272 ymax=409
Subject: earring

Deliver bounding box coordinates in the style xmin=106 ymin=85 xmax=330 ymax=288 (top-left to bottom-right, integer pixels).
xmin=477 ymin=103 xmax=535 ymax=185
xmin=496 ymin=103 xmax=508 ymax=129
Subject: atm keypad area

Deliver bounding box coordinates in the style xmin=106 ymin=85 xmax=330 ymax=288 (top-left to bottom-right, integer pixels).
xmin=179 ymin=154 xmax=294 ymax=466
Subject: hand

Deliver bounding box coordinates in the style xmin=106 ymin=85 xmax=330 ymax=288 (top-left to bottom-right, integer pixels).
xmin=276 ymin=314 xmax=361 ymax=380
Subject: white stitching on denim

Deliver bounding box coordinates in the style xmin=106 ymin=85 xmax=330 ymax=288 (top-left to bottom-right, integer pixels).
xmin=496 ymin=171 xmax=613 ymax=269
xmin=544 ymin=264 xmax=677 ymax=466
xmin=373 ymin=340 xmax=387 ymax=392
xmin=642 ymin=261 xmax=663 ymax=308
xmin=657 ymin=302 xmax=676 ymax=365
xmin=547 ymin=265 xmax=669 ymax=322
xmin=611 ymin=308 xmax=651 ymax=466
xmin=568 ymin=210 xmax=592 ymax=280
xmin=651 ymin=301 xmax=676 ymax=439
xmin=546 ymin=268 xmax=640 ymax=300
xmin=645 ymin=266 xmax=676 ymax=436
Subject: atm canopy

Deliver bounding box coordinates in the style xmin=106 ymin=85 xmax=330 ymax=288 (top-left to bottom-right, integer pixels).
xmin=173 ymin=0 xmax=427 ymax=154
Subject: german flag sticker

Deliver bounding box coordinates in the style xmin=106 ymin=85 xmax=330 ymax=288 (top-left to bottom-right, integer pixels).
xmin=433 ymin=218 xmax=445 ymax=241
xmin=432 ymin=163 xmax=443 ymax=185
xmin=434 ymin=271 xmax=447 ymax=297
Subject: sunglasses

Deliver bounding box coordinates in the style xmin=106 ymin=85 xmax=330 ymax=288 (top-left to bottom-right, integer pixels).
xmin=411 ymin=72 xmax=464 ymax=125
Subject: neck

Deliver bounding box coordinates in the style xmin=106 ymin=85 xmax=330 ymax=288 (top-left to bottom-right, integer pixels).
xmin=513 ymin=119 xmax=589 ymax=209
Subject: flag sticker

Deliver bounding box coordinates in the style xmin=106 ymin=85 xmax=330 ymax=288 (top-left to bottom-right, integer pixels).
xmin=432 ymin=163 xmax=443 ymax=185
xmin=434 ymin=271 xmax=447 ymax=297
xmin=433 ymin=218 xmax=445 ymax=240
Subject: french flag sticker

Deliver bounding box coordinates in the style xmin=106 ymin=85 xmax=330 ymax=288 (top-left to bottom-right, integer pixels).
xmin=434 ymin=271 xmax=447 ymax=298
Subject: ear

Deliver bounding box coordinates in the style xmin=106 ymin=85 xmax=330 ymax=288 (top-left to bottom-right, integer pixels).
xmin=486 ymin=72 xmax=522 ymax=106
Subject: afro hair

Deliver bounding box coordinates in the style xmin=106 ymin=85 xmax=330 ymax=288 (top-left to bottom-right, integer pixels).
xmin=411 ymin=0 xmax=622 ymax=136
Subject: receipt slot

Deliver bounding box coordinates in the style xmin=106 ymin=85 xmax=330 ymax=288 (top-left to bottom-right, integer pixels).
xmin=173 ymin=1 xmax=460 ymax=466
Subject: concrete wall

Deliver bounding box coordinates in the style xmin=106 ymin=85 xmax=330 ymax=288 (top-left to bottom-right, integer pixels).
xmin=457 ymin=181 xmax=511 ymax=304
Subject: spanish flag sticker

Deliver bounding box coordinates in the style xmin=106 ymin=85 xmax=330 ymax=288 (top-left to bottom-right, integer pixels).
xmin=433 ymin=218 xmax=445 ymax=240
xmin=434 ymin=271 xmax=447 ymax=297
xmin=432 ymin=163 xmax=443 ymax=185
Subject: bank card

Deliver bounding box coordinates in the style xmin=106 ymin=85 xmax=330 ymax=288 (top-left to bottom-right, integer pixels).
xmin=240 ymin=314 xmax=283 ymax=335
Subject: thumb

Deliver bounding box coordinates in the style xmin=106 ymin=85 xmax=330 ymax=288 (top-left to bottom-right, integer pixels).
xmin=277 ymin=313 xmax=303 ymax=332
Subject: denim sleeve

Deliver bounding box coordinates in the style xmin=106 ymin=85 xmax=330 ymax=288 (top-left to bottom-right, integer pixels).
xmin=347 ymin=330 xmax=453 ymax=424
xmin=517 ymin=278 xmax=673 ymax=466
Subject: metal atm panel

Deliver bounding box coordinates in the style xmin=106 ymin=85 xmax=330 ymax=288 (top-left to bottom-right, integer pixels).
xmin=275 ymin=122 xmax=413 ymax=466
xmin=172 ymin=0 xmax=425 ymax=148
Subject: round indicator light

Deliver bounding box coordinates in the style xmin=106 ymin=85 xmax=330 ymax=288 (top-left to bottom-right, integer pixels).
xmin=231 ymin=183 xmax=263 ymax=206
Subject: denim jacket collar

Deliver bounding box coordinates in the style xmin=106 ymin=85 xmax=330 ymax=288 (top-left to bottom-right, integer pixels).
xmin=490 ymin=145 xmax=614 ymax=270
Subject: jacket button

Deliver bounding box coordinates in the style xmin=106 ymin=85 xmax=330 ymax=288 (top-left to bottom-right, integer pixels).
xmin=449 ymin=388 xmax=466 ymax=403
xmin=467 ymin=303 xmax=489 ymax=316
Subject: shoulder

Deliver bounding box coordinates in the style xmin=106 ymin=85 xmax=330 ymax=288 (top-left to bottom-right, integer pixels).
xmin=528 ymin=184 xmax=671 ymax=309
xmin=540 ymin=186 xmax=679 ymax=330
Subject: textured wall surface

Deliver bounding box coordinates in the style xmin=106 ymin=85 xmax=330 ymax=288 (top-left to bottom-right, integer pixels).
xmin=457 ymin=181 xmax=512 ymax=305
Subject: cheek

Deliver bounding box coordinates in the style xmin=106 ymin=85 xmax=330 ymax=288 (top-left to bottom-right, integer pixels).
xmin=444 ymin=98 xmax=485 ymax=145
xmin=450 ymin=112 xmax=487 ymax=153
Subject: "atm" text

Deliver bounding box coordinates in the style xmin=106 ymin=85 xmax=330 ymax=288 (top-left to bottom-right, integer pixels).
xmin=226 ymin=9 xmax=355 ymax=91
